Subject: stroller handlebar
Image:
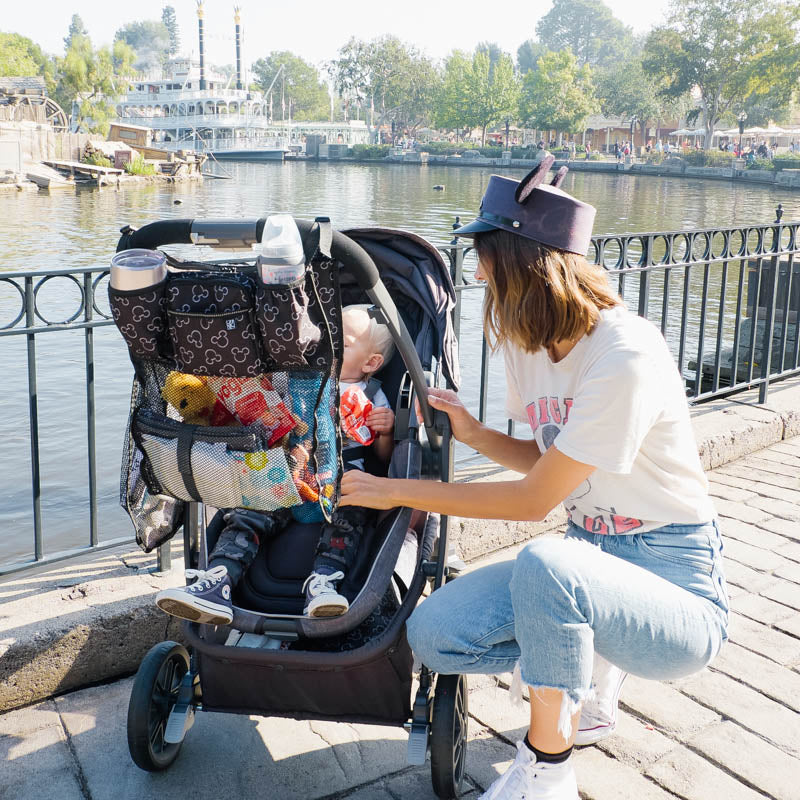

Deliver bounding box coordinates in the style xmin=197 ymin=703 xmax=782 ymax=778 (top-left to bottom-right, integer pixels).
xmin=116 ymin=217 xmax=439 ymax=443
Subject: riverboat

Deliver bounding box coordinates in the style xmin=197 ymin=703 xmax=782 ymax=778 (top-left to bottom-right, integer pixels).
xmin=112 ymin=6 xmax=369 ymax=161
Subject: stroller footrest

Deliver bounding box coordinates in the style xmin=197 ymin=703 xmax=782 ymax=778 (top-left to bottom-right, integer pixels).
xmin=164 ymin=703 xmax=195 ymax=744
xmin=406 ymin=720 xmax=430 ymax=765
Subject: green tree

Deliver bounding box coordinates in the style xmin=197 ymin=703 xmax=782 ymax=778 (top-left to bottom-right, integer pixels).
xmin=329 ymin=37 xmax=371 ymax=121
xmin=536 ymin=0 xmax=634 ymax=68
xmin=595 ymin=55 xmax=682 ymax=142
xmin=161 ymin=5 xmax=180 ymax=56
xmin=329 ymin=36 xmax=440 ymax=136
xmin=64 ymin=14 xmax=88 ymax=51
xmin=252 ymin=51 xmax=330 ymax=121
xmin=643 ymin=0 xmax=800 ymax=149
xmin=115 ymin=20 xmax=170 ymax=71
xmin=519 ymin=49 xmax=596 ymax=145
xmin=516 ymin=40 xmax=548 ymax=75
xmin=0 ymin=32 xmax=54 ymax=87
xmin=469 ymin=50 xmax=519 ymax=146
xmin=434 ymin=49 xmax=519 ymax=145
xmin=56 ymin=34 xmax=134 ymax=135
xmin=433 ymin=50 xmax=473 ymax=139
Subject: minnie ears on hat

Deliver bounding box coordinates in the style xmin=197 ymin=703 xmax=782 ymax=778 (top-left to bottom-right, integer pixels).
xmin=453 ymin=151 xmax=597 ymax=254
xmin=514 ymin=155 xmax=568 ymax=203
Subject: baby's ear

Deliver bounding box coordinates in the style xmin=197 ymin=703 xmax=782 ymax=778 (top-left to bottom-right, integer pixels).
xmin=363 ymin=352 xmax=384 ymax=374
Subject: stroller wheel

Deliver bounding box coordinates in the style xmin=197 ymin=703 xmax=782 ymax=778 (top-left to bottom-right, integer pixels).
xmin=127 ymin=641 xmax=190 ymax=771
xmin=430 ymin=674 xmax=469 ymax=799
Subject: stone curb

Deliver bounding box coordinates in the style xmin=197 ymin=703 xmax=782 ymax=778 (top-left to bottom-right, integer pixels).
xmin=2 ymin=375 xmax=799 ymax=713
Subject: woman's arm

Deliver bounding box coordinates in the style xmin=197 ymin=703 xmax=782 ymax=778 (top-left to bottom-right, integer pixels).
xmin=427 ymin=389 xmax=542 ymax=474
xmin=340 ymin=443 xmax=595 ymax=522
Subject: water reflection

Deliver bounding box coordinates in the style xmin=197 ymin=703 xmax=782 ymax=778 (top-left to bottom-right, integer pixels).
xmin=1 ymin=163 xmax=799 ymax=562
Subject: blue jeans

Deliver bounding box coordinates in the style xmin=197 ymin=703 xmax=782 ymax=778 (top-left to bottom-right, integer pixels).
xmin=407 ymin=521 xmax=729 ymax=709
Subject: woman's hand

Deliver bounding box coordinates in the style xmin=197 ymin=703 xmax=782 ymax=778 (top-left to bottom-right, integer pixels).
xmin=340 ymin=470 xmax=396 ymax=509
xmin=423 ymin=388 xmax=480 ymax=445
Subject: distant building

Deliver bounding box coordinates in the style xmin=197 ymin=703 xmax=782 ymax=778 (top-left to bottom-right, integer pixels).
xmin=0 ymin=77 xmax=67 ymax=131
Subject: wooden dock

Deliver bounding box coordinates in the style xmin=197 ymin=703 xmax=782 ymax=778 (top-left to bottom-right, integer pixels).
xmin=42 ymin=160 xmax=124 ymax=178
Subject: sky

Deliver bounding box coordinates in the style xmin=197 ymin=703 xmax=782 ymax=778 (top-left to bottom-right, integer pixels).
xmin=7 ymin=1 xmax=674 ymax=70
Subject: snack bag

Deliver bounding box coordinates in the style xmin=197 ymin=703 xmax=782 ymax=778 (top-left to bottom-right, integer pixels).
xmin=340 ymin=384 xmax=375 ymax=446
xmin=207 ymin=375 xmax=296 ymax=446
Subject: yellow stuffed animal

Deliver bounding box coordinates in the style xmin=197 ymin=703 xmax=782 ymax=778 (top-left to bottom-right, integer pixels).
xmin=161 ymin=371 xmax=238 ymax=426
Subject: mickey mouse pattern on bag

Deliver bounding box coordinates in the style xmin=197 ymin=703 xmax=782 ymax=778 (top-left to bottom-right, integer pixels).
xmin=166 ymin=273 xmax=263 ymax=377
xmin=255 ymin=254 xmax=342 ymax=372
xmin=108 ymin=281 xmax=169 ymax=358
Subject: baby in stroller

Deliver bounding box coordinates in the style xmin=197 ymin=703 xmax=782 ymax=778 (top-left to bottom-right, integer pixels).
xmin=155 ymin=304 xmax=396 ymax=623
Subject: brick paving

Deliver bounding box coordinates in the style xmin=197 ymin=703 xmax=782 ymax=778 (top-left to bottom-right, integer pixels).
xmin=1 ymin=437 xmax=799 ymax=799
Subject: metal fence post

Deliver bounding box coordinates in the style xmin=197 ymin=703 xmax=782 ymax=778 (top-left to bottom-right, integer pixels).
xmin=759 ymin=216 xmax=782 ymax=404
xmin=25 ymin=277 xmax=43 ymax=562
xmin=84 ymin=273 xmax=98 ymax=548
xmin=450 ymin=217 xmax=464 ymax=340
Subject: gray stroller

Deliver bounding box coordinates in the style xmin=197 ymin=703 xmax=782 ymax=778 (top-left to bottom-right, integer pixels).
xmin=110 ymin=216 xmax=470 ymax=798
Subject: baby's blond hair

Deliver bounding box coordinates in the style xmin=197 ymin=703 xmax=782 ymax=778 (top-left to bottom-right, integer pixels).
xmin=343 ymin=304 xmax=396 ymax=366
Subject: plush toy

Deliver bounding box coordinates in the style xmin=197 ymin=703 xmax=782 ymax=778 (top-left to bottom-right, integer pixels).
xmin=161 ymin=371 xmax=238 ymax=427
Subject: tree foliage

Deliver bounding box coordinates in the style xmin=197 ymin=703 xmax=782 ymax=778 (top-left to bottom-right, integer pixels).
xmin=56 ymin=33 xmax=134 ymax=135
xmin=435 ymin=49 xmax=518 ymax=145
xmin=643 ymin=0 xmax=800 ymax=149
xmin=329 ymin=36 xmax=439 ymax=134
xmin=0 ymin=32 xmax=54 ymax=91
xmin=161 ymin=6 xmax=180 ymax=56
xmin=115 ymin=20 xmax=171 ymax=72
xmin=520 ymin=49 xmax=596 ymax=141
xmin=535 ymin=0 xmax=635 ymax=68
xmin=516 ymin=40 xmax=548 ymax=76
xmin=64 ymin=14 xmax=88 ymax=51
xmin=252 ymin=51 xmax=330 ymax=122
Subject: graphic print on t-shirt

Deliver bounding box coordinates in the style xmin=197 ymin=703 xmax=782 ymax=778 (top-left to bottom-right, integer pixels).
xmin=525 ymin=395 xmax=643 ymax=535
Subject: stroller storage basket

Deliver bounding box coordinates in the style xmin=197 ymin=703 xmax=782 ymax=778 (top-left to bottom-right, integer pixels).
xmin=110 ymin=220 xmax=344 ymax=531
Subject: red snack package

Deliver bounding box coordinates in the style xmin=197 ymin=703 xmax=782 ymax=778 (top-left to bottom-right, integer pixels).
xmin=340 ymin=384 xmax=375 ymax=446
xmin=207 ymin=375 xmax=296 ymax=446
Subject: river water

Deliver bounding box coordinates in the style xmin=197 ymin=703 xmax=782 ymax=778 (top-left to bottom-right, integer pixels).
xmin=2 ymin=162 xmax=799 ymax=565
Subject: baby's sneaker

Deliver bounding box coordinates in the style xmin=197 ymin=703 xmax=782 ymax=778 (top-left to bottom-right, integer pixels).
xmin=156 ymin=565 xmax=233 ymax=625
xmin=479 ymin=741 xmax=578 ymax=799
xmin=575 ymin=654 xmax=628 ymax=746
xmin=303 ymin=570 xmax=349 ymax=617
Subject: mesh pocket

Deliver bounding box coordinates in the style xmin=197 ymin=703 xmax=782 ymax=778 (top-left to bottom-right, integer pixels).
xmin=109 ymin=280 xmax=168 ymax=358
xmin=255 ymin=279 xmax=322 ymax=369
xmin=167 ymin=275 xmax=263 ymax=376
xmin=134 ymin=409 xmax=303 ymax=512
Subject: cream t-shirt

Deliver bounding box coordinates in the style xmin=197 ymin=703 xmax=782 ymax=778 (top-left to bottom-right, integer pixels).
xmin=504 ymin=306 xmax=715 ymax=534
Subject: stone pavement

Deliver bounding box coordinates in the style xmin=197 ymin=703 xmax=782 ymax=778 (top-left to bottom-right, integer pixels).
xmin=2 ymin=437 xmax=799 ymax=799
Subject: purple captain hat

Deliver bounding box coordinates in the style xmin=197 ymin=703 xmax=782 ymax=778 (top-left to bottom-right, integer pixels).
xmin=453 ymin=154 xmax=596 ymax=255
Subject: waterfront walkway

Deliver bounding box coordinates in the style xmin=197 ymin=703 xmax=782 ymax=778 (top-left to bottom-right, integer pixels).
xmin=2 ymin=434 xmax=799 ymax=799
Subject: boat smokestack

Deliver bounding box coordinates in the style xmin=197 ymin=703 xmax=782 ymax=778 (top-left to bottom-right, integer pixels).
xmin=234 ymin=7 xmax=243 ymax=91
xmin=197 ymin=1 xmax=206 ymax=91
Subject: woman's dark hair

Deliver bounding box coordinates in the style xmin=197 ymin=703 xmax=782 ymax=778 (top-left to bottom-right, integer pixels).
xmin=474 ymin=229 xmax=621 ymax=354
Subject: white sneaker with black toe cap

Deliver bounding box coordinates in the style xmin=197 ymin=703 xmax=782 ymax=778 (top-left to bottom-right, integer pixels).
xmin=479 ymin=741 xmax=578 ymax=800
xmin=302 ymin=570 xmax=349 ymax=617
xmin=155 ymin=565 xmax=234 ymax=625
xmin=575 ymin=655 xmax=628 ymax=746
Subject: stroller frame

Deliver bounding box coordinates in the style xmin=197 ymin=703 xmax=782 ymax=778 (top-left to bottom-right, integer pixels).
xmin=119 ymin=217 xmax=469 ymax=799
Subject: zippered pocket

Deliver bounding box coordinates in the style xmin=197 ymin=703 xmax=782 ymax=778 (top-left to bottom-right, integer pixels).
xmin=166 ymin=275 xmax=263 ymax=376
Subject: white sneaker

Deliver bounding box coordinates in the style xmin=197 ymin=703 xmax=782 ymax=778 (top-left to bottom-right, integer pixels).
xmin=575 ymin=654 xmax=628 ymax=746
xmin=302 ymin=570 xmax=349 ymax=617
xmin=479 ymin=741 xmax=578 ymax=799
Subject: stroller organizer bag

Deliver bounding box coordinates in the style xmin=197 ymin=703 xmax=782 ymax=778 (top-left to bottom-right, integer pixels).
xmin=110 ymin=225 xmax=343 ymax=548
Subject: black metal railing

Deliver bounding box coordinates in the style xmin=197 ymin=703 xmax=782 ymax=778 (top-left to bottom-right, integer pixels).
xmin=0 ymin=266 xmax=171 ymax=576
xmin=3 ymin=210 xmax=798 ymax=575
xmin=438 ymin=207 xmax=800 ymax=433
